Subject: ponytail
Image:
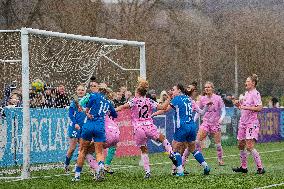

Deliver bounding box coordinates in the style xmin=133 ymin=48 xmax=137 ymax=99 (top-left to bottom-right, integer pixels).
xmin=249 ymin=74 xmax=259 ymax=86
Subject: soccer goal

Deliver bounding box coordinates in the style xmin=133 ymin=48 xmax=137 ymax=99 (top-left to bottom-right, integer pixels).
xmin=0 ymin=28 xmax=146 ymax=180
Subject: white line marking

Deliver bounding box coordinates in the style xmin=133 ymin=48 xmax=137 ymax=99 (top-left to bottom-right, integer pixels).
xmin=112 ymin=149 xmax=284 ymax=169
xmin=254 ymin=182 xmax=284 ymax=189
xmin=1 ymin=148 xmax=284 ymax=182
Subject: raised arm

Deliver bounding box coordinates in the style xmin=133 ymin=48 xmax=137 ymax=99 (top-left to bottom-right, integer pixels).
xmin=115 ymin=103 xmax=130 ymax=112
xmin=152 ymin=104 xmax=172 ymax=117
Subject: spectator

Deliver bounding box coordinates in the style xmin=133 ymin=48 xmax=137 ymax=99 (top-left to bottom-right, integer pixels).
xmin=125 ymin=91 xmax=133 ymax=102
xmin=1 ymin=84 xmax=17 ymax=107
xmin=7 ymin=93 xmax=22 ymax=107
xmin=268 ymin=97 xmax=280 ymax=108
xmin=30 ymin=91 xmax=45 ymax=108
xmin=119 ymin=86 xmax=127 ymax=102
xmin=158 ymin=90 xmax=168 ymax=104
xmin=191 ymin=81 xmax=198 ymax=89
xmin=147 ymin=89 xmax=157 ymax=102
xmin=113 ymin=91 xmax=125 ymax=107
xmin=43 ymin=86 xmax=56 ymax=108
xmin=223 ymin=93 xmax=235 ymax=107
xmin=55 ymin=84 xmax=70 ymax=108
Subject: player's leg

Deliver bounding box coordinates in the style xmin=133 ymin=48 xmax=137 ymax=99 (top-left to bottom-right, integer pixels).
xmin=187 ymin=123 xmax=210 ymax=175
xmin=140 ymin=145 xmax=151 ymax=179
xmin=196 ymin=124 xmax=208 ymax=152
xmin=92 ymin=120 xmax=107 ymax=181
xmin=212 ymin=131 xmax=224 ymax=166
xmin=73 ymin=139 xmax=90 ymax=181
xmin=85 ymin=142 xmax=98 ymax=175
xmin=94 ymin=141 xmax=105 ymax=181
xmin=172 ymin=140 xmax=186 ymax=176
xmin=72 ymin=121 xmax=93 ymax=181
xmin=134 ymin=126 xmax=151 ymax=178
xmin=233 ymin=125 xmax=249 ymax=173
xmin=246 ymin=139 xmax=265 ymax=174
xmin=65 ymin=137 xmax=78 ymax=173
xmin=104 ymin=123 xmax=120 ymax=174
xmin=171 ymin=125 xmax=189 ymax=177
xmin=232 ymin=139 xmax=248 ymax=173
xmin=151 ymin=124 xmax=176 ymax=166
xmin=157 ymin=133 xmax=173 ymax=154
xmin=105 ymin=146 xmax=117 ymax=174
xmin=186 ymin=141 xmax=210 ymax=175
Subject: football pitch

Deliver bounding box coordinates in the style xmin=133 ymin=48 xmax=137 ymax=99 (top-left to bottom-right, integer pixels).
xmin=1 ymin=142 xmax=283 ymax=189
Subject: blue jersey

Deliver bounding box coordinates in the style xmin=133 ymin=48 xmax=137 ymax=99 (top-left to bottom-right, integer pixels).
xmin=86 ymin=93 xmax=117 ymax=119
xmin=170 ymin=94 xmax=193 ymax=127
xmin=69 ymin=97 xmax=86 ymax=126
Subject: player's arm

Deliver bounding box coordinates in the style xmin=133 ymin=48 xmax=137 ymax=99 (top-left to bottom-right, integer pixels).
xmin=195 ymin=101 xmax=212 ymax=115
xmin=79 ymin=93 xmax=90 ymax=107
xmin=240 ymin=104 xmax=263 ymax=112
xmin=85 ymin=96 xmax=95 ymax=119
xmin=115 ymin=103 xmax=130 ymax=112
xmin=152 ymin=105 xmax=172 ymax=117
xmin=240 ymin=93 xmax=263 ymax=112
xmin=156 ymin=98 xmax=171 ymax=110
xmin=109 ymin=103 xmax=118 ymax=118
xmin=68 ymin=102 xmax=77 ymax=124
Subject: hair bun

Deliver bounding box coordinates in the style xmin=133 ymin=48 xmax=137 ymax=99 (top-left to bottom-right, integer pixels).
xmin=138 ymin=77 xmax=149 ymax=89
xmin=252 ymin=74 xmax=258 ymax=81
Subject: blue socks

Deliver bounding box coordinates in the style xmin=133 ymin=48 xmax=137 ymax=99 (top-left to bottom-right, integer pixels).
xmin=75 ymin=166 xmax=82 ymax=178
xmin=174 ymin=152 xmax=183 ymax=174
xmin=65 ymin=156 xmax=71 ymax=166
xmin=192 ymin=150 xmax=208 ymax=168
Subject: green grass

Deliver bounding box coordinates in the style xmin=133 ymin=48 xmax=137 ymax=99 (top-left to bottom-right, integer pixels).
xmin=0 ymin=142 xmax=284 ymax=189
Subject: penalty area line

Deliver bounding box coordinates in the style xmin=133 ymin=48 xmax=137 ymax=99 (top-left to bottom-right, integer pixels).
xmin=254 ymin=182 xmax=284 ymax=189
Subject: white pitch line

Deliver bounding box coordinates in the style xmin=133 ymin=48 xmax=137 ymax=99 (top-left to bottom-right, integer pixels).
xmin=113 ymin=148 xmax=284 ymax=169
xmin=254 ymin=182 xmax=284 ymax=189
xmin=2 ymin=148 xmax=284 ymax=182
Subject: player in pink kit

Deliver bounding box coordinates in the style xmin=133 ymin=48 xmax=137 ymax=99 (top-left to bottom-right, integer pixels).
xmin=116 ymin=79 xmax=174 ymax=179
xmin=196 ymin=81 xmax=226 ymax=166
xmin=232 ymin=74 xmax=265 ymax=174
xmin=104 ymin=115 xmax=120 ymax=148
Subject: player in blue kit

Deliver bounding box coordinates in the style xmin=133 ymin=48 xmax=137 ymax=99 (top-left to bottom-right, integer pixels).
xmin=64 ymin=84 xmax=87 ymax=173
xmin=153 ymin=84 xmax=210 ymax=176
xmin=73 ymin=84 xmax=117 ymax=182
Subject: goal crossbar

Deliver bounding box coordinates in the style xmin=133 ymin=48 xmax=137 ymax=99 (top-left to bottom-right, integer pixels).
xmin=2 ymin=27 xmax=146 ymax=179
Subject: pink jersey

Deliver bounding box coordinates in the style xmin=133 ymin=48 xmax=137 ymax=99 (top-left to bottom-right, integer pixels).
xmin=191 ymin=98 xmax=203 ymax=113
xmin=128 ymin=96 xmax=157 ymax=126
xmin=105 ymin=115 xmax=120 ymax=148
xmin=198 ymin=94 xmax=224 ymax=125
xmin=239 ymin=89 xmax=262 ymax=125
xmin=191 ymin=99 xmax=198 ymax=112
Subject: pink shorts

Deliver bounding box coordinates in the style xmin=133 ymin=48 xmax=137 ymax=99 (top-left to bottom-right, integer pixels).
xmin=237 ymin=122 xmax=259 ymax=141
xmin=199 ymin=122 xmax=221 ymax=134
xmin=104 ymin=117 xmax=120 ymax=148
xmin=133 ymin=122 xmax=160 ymax=147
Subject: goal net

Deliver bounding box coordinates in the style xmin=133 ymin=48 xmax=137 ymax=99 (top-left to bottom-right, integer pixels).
xmin=0 ymin=28 xmax=145 ymax=180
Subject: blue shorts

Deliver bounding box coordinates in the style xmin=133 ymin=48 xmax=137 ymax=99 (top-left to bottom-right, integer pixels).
xmin=81 ymin=119 xmax=106 ymax=142
xmin=68 ymin=123 xmax=82 ymax=139
xmin=174 ymin=122 xmax=196 ymax=142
